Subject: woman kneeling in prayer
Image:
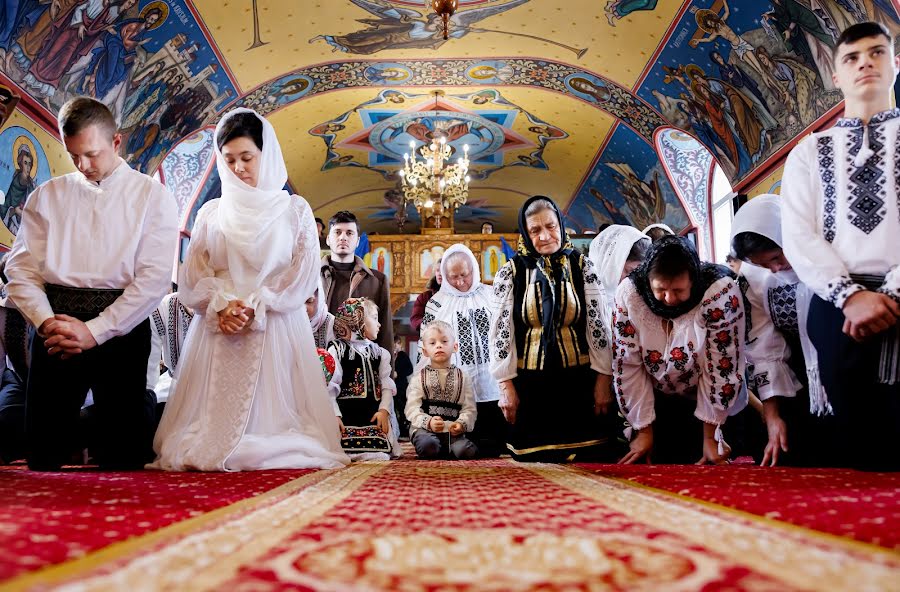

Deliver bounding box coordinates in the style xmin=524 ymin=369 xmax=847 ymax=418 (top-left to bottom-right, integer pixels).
xmin=613 ymin=236 xmax=747 ymax=465
xmin=150 ymin=109 xmax=349 ymax=471
xmin=589 ymin=224 xmax=652 ymax=331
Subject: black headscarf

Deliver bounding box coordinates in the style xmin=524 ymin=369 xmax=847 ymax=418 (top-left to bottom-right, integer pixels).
xmin=629 ymin=235 xmax=733 ymax=319
xmin=514 ymin=196 xmax=578 ymax=356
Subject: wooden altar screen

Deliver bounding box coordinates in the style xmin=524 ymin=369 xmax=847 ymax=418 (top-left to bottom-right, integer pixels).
xmin=361 ymin=233 xmax=520 ymax=314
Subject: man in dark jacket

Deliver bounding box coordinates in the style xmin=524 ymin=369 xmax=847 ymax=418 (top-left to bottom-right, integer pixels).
xmin=321 ymin=210 xmax=394 ymax=354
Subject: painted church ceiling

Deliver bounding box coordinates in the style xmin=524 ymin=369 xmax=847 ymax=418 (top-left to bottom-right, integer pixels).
xmin=0 ymin=0 xmax=897 ymax=235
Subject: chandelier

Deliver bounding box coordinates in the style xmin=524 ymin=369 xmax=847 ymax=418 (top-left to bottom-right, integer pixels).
xmin=426 ymin=0 xmax=459 ymax=40
xmin=398 ymin=93 xmax=470 ymax=230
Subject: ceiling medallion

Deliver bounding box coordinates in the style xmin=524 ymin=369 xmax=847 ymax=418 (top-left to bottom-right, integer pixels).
xmin=399 ymin=90 xmax=470 ymax=231
xmin=427 ymin=0 xmax=459 ymax=40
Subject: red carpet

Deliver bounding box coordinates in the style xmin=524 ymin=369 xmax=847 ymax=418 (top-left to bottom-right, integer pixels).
xmin=578 ymin=464 xmax=900 ymax=549
xmin=1 ymin=461 xmax=897 ymax=590
xmin=0 ymin=465 xmax=310 ymax=582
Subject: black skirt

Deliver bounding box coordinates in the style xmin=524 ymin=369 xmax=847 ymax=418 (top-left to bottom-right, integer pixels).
xmin=509 ymin=365 xmax=619 ymax=462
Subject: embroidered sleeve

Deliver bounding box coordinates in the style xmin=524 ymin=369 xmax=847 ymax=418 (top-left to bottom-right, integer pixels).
xmin=877 ymin=265 xmax=900 ymax=306
xmin=456 ymin=371 xmax=478 ymax=433
xmin=422 ymin=296 xmax=438 ymax=328
xmin=176 ymin=203 xmax=238 ymax=334
xmin=781 ymin=138 xmax=865 ymax=309
xmin=489 ymin=262 xmax=518 ymax=381
xmin=697 ymin=278 xmax=746 ymax=425
xmin=326 ymin=342 xmax=343 ymax=416
xmin=583 ymin=257 xmax=612 ymax=375
xmin=743 ymin=270 xmax=801 ymax=401
xmin=403 ymin=372 xmax=431 ymax=432
xmin=377 ymin=346 xmax=396 ymax=413
xmin=612 ymin=281 xmax=656 ymax=432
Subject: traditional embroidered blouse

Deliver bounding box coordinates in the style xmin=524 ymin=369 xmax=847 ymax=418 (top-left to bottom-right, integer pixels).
xmin=781 ymin=108 xmax=900 ymax=308
xmin=488 ymin=255 xmax=611 ymax=381
xmin=612 ymin=275 xmax=746 ymax=430
xmin=740 ymin=263 xmax=802 ymax=400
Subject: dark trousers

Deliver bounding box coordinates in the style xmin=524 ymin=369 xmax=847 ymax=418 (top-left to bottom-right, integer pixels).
xmin=0 ymin=368 xmax=26 ymax=463
xmin=26 ymin=319 xmax=156 ymax=470
xmin=807 ymin=296 xmax=900 ymax=471
xmin=411 ymin=430 xmax=478 ymax=460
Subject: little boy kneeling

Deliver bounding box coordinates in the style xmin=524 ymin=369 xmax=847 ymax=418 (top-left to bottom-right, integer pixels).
xmin=405 ymin=321 xmax=477 ymax=459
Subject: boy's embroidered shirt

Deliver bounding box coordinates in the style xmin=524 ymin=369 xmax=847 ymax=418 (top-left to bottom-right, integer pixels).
xmin=782 ymin=108 xmax=900 ymax=308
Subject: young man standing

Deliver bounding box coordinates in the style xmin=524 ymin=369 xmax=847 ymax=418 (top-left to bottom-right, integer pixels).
xmin=5 ymin=97 xmax=178 ymax=470
xmin=781 ymin=22 xmax=900 ymax=471
xmin=320 ymin=210 xmax=393 ymax=355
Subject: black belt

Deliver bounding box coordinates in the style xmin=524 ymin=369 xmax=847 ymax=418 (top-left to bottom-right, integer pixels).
xmin=849 ymin=274 xmax=898 ymax=385
xmin=850 ymin=274 xmax=886 ymax=291
xmin=45 ymin=284 xmax=124 ymax=315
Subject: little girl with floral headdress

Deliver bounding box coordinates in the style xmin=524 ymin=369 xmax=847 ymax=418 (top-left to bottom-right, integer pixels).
xmin=327 ymin=297 xmax=400 ymax=460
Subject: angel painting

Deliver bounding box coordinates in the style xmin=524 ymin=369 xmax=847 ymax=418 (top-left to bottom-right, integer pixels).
xmin=309 ymin=0 xmax=531 ymax=54
xmin=605 ymin=163 xmax=667 ymax=230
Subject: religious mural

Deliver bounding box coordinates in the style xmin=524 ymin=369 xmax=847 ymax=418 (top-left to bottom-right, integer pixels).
xmin=656 ymin=128 xmax=715 ymax=258
xmin=311 ymin=0 xmax=588 ymax=59
xmin=235 ymin=57 xmax=667 ymax=144
xmin=604 ymin=0 xmax=660 ymax=27
xmin=159 ymin=126 xmax=215 ymax=229
xmin=311 ymin=89 xmax=566 ymax=179
xmin=0 ymin=83 xmax=19 ymax=128
xmin=637 ymin=0 xmax=899 ymax=184
xmin=564 ymin=125 xmax=691 ymax=234
xmin=481 ymin=245 xmax=506 ymax=281
xmin=0 ymin=125 xmax=51 ymax=248
xmin=0 ymin=0 xmax=237 ymax=175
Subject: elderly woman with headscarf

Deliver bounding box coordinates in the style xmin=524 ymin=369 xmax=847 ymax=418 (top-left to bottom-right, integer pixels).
xmin=151 ymin=109 xmax=349 ymax=471
xmin=730 ymin=194 xmax=830 ymax=467
xmin=613 ymin=236 xmax=747 ymax=465
xmin=488 ymin=196 xmax=614 ymax=462
xmin=589 ymin=225 xmax=651 ymax=330
xmin=422 ymin=244 xmax=504 ymax=456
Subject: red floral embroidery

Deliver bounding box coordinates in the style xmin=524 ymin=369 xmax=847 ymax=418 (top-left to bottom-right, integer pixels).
xmin=719 ymin=383 xmax=736 ymax=407
xmin=717 ymin=356 xmax=734 ymax=378
xmin=669 ymin=346 xmax=688 ymax=371
xmin=644 ymin=350 xmax=664 ymax=373
xmin=706 ymin=308 xmax=725 ymax=322
xmin=617 ymin=320 xmax=636 ymax=338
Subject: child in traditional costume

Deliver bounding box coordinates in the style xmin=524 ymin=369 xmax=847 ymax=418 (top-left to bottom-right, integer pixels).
xmin=405 ymin=321 xmax=478 ymax=459
xmin=327 ymin=297 xmax=400 ymax=460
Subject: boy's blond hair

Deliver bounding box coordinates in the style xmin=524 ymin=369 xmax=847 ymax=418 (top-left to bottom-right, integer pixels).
xmin=420 ymin=320 xmax=455 ymax=344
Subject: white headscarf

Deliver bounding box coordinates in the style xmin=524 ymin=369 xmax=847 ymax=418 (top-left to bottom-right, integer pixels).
xmin=421 ymin=244 xmax=499 ymax=402
xmin=214 ymin=108 xmax=292 ymax=299
xmin=589 ymin=225 xmax=648 ymax=304
xmin=641 ymin=223 xmax=674 ymax=236
xmin=730 ymin=194 xmax=832 ymax=415
xmin=308 ymin=275 xmax=328 ymax=331
xmin=730 ymin=194 xmax=782 ymax=247
xmin=439 ymin=244 xmax=482 ymax=298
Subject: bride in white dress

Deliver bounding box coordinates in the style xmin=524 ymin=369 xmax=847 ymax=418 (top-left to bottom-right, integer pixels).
xmin=150 ymin=108 xmax=349 ymax=471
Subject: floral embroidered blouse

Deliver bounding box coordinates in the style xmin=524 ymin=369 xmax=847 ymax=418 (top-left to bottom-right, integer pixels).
xmin=612 ymin=275 xmax=747 ymax=430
